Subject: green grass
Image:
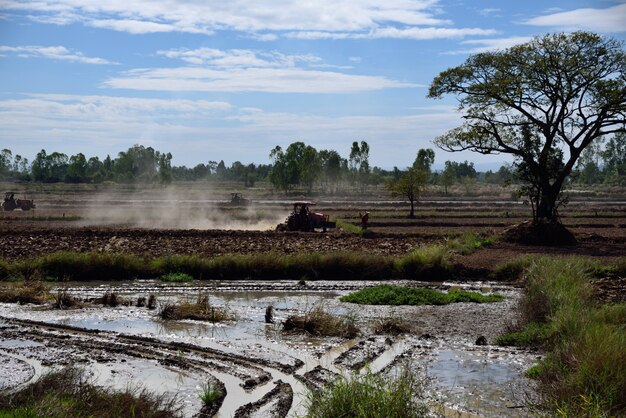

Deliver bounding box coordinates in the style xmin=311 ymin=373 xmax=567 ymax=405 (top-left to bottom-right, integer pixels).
xmin=198 ymin=382 xmax=222 ymax=407
xmin=2 ymin=247 xmax=455 ymax=282
xmin=340 ymin=284 xmax=504 ymax=306
xmin=0 ymin=367 xmax=181 ymax=418
xmin=496 ymin=256 xmax=626 ymax=416
xmin=158 ymin=272 xmax=193 ymax=282
xmin=335 ymin=219 xmax=373 ymax=236
xmin=305 ymin=368 xmax=429 ymax=418
xmin=444 ymin=232 xmax=494 ymax=255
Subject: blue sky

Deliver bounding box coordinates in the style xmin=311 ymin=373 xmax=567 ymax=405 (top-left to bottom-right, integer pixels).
xmin=1 ymin=0 xmax=625 ymax=170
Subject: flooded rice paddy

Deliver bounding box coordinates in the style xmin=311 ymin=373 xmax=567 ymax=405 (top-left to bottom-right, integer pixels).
xmin=0 ymin=280 xmax=538 ymax=417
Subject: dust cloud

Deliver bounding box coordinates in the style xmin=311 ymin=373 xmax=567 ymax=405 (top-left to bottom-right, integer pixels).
xmin=81 ymin=187 xmax=286 ymax=231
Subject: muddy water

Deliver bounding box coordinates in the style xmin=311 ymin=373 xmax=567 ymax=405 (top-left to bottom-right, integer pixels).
xmin=0 ymin=280 xmax=537 ymax=417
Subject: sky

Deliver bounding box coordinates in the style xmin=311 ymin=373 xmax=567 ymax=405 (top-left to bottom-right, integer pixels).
xmin=1 ymin=0 xmax=625 ymax=170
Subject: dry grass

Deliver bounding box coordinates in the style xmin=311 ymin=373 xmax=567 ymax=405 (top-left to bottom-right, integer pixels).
xmin=371 ymin=315 xmax=412 ymax=335
xmin=0 ymin=281 xmax=49 ymax=305
xmin=159 ymin=294 xmax=231 ymax=322
xmin=283 ymin=305 xmax=358 ymax=338
xmin=53 ymin=288 xmax=81 ymax=309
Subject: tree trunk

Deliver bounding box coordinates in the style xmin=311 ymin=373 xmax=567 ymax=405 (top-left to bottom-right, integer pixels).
xmin=536 ymin=188 xmax=558 ymax=222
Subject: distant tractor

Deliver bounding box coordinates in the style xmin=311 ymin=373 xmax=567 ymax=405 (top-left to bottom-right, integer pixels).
xmin=2 ymin=192 xmax=35 ymax=211
xmin=277 ymin=202 xmax=336 ymax=232
xmin=229 ymin=193 xmax=250 ymax=206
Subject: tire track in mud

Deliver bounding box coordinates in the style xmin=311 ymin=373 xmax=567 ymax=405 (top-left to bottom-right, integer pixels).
xmin=0 ymin=316 xmax=305 ymax=417
xmin=0 ymin=315 xmax=420 ymax=417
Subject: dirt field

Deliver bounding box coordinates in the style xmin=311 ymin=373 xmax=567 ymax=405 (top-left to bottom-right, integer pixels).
xmin=1 ymin=186 xmax=624 ymax=417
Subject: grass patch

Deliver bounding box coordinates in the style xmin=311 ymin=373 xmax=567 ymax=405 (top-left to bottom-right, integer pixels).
xmin=158 ymin=272 xmax=193 ymax=283
xmin=3 ymin=245 xmax=456 ymax=282
xmin=490 ymin=256 xmax=533 ymax=281
xmin=283 ymin=305 xmax=358 ymax=338
xmin=496 ymin=256 xmax=626 ymax=416
xmin=0 ymin=367 xmax=181 ymax=418
xmin=305 ymin=368 xmax=428 ymax=418
xmin=445 ymin=232 xmax=493 ymax=255
xmin=340 ymin=285 xmax=504 ymax=306
xmin=198 ymin=382 xmax=222 ymax=407
xmin=53 ymin=288 xmax=81 ymax=309
xmin=394 ymin=245 xmax=453 ymax=279
xmin=335 ymin=219 xmax=373 ymax=236
xmin=371 ymin=315 xmax=412 ymax=335
xmin=0 ymin=281 xmax=49 ymax=304
xmin=159 ymin=294 xmax=230 ymax=322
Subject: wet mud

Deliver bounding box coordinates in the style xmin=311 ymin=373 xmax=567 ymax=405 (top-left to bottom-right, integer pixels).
xmin=0 ymin=281 xmax=539 ymax=417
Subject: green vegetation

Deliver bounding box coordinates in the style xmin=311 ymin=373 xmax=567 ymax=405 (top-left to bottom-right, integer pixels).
xmin=159 ymin=294 xmax=230 ymax=322
xmin=445 ymin=232 xmax=493 ymax=255
xmin=496 ymin=257 xmax=626 ymax=416
xmin=158 ymin=272 xmax=193 ymax=283
xmin=0 ymin=367 xmax=181 ymax=418
xmin=283 ymin=305 xmax=358 ymax=338
xmin=305 ymin=368 xmax=428 ymax=418
xmin=1 ymin=247 xmax=456 ymax=282
xmin=335 ymin=219 xmax=372 ymax=236
xmin=430 ymin=32 xmax=626 ymax=222
xmin=340 ymin=285 xmax=503 ymax=306
xmin=198 ymin=382 xmax=222 ymax=407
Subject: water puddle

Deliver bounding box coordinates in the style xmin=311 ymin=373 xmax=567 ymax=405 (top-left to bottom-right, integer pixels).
xmin=0 ymin=281 xmax=533 ymax=417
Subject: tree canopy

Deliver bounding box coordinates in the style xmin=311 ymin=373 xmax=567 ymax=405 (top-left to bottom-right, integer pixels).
xmin=429 ymin=32 xmax=626 ymax=222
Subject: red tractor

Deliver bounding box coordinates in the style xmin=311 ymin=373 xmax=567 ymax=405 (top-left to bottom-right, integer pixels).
xmin=2 ymin=192 xmax=35 ymax=211
xmin=277 ymin=202 xmax=336 ymax=232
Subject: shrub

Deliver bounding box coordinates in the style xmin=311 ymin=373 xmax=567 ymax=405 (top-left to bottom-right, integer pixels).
xmin=395 ymin=245 xmax=453 ymax=280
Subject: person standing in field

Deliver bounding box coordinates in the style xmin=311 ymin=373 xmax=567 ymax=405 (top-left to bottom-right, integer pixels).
xmin=360 ymin=211 xmax=369 ymax=230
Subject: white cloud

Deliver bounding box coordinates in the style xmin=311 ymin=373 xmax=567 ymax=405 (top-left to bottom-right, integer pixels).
xmin=0 ymin=93 xmax=471 ymax=168
xmin=286 ymin=26 xmax=497 ymax=40
xmin=443 ymin=36 xmax=533 ymax=55
xmin=0 ymin=45 xmax=116 ymax=64
xmin=523 ymin=3 xmax=626 ymax=33
xmin=156 ymin=48 xmax=323 ymax=68
xmin=102 ymin=66 xmax=419 ymax=93
xmin=1 ymin=0 xmax=497 ymax=40
xmin=479 ymin=8 xmax=501 ymax=17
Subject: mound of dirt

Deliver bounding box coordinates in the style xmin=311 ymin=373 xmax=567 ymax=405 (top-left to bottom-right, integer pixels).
xmin=503 ymin=220 xmax=577 ymax=246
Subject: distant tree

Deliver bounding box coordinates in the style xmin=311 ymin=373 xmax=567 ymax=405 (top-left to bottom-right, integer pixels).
xmin=429 ymin=32 xmax=626 ymax=223
xmin=349 ymin=141 xmax=370 ymax=190
xmin=0 ymin=149 xmax=12 ymax=179
xmin=602 ymin=132 xmax=626 ymax=185
xmin=65 ymin=153 xmax=88 ymax=183
xmin=387 ymin=167 xmax=429 ymax=218
xmin=440 ymin=162 xmax=456 ymax=194
xmin=413 ymin=148 xmax=435 ymax=174
xmin=319 ymin=150 xmax=342 ymax=193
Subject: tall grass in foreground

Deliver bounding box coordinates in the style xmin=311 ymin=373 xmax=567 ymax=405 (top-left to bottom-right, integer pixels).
xmin=496 ymin=257 xmax=626 ymax=416
xmin=305 ymin=368 xmax=429 ymax=418
xmin=0 ymin=367 xmax=181 ymax=418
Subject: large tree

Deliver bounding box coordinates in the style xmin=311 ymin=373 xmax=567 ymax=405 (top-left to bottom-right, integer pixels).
xmin=429 ymin=32 xmax=626 ymax=222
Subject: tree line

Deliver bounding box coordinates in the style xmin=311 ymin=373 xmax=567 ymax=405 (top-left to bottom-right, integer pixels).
xmin=0 ymin=134 xmax=622 ymax=192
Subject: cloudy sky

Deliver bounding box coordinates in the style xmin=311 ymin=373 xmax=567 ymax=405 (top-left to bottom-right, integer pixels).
xmin=1 ymin=0 xmax=625 ymax=169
